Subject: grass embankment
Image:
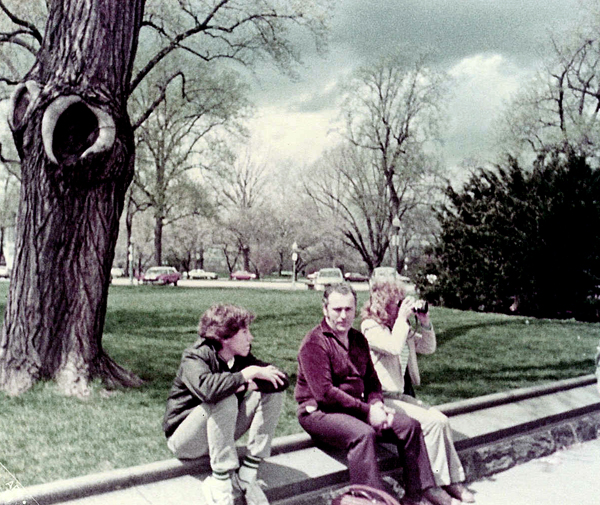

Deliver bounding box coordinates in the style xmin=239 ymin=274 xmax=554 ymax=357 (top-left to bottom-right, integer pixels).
xmin=0 ymin=284 xmax=598 ymax=488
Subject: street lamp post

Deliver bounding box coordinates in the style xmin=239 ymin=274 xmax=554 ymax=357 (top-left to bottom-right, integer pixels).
xmin=128 ymin=244 xmax=134 ymax=284
xmin=391 ymin=217 xmax=401 ymax=272
xmin=291 ymin=241 xmax=298 ymax=288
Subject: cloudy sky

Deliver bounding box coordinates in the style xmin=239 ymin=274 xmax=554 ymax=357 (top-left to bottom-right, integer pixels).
xmin=244 ymin=0 xmax=587 ymax=177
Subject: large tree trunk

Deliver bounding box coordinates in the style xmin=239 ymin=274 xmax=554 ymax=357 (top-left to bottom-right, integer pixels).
xmin=0 ymin=0 xmax=145 ymax=397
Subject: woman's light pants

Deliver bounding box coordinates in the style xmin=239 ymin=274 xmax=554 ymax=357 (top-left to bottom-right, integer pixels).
xmin=167 ymin=391 xmax=284 ymax=474
xmin=385 ymin=395 xmax=465 ymax=487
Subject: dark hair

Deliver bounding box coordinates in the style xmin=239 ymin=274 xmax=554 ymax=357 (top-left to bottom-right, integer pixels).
xmin=198 ymin=304 xmax=255 ymax=346
xmin=323 ymin=283 xmax=357 ymax=307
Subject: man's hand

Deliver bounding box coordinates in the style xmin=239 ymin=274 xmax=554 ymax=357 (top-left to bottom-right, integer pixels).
xmin=241 ymin=365 xmax=286 ymax=388
xmin=368 ymin=402 xmax=390 ymax=431
xmin=382 ymin=404 xmax=395 ymax=427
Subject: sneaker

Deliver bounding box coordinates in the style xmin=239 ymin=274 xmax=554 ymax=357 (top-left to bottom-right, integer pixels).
xmin=202 ymin=475 xmax=234 ymax=505
xmin=382 ymin=475 xmax=406 ymax=501
xmin=232 ymin=473 xmax=269 ymax=505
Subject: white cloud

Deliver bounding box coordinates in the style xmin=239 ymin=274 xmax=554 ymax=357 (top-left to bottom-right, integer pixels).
xmin=443 ymin=53 xmax=531 ymax=166
xmin=247 ymin=105 xmax=341 ymax=167
xmin=247 ymin=54 xmax=536 ymax=174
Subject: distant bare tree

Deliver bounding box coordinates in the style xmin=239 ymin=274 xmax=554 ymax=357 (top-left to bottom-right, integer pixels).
xmin=497 ymin=8 xmax=600 ymax=163
xmin=132 ymin=67 xmax=244 ymax=265
xmin=213 ymin=150 xmax=267 ymax=272
xmin=306 ymin=144 xmax=390 ymax=272
xmin=308 ymin=52 xmax=448 ymax=273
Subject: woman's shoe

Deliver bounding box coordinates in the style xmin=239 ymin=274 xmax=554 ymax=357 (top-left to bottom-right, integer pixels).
xmin=422 ymin=487 xmax=461 ymax=505
xmin=443 ymin=483 xmax=475 ymax=503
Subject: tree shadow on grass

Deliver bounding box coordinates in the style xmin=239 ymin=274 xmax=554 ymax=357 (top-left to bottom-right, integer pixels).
xmin=434 ymin=318 xmax=550 ymax=347
xmin=426 ymin=358 xmax=594 ymax=385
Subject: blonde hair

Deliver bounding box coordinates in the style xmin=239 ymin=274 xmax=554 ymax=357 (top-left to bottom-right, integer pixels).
xmin=361 ymin=280 xmax=407 ymax=328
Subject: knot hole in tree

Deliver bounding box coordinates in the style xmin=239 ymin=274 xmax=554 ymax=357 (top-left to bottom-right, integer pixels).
xmin=53 ymin=102 xmax=99 ymax=165
xmin=11 ymin=86 xmax=31 ymax=130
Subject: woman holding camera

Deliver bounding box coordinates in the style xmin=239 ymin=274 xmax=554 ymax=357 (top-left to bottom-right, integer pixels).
xmin=361 ymin=281 xmax=474 ymax=504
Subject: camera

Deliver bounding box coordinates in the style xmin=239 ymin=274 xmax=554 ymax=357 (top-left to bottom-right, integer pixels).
xmin=412 ymin=300 xmax=429 ymax=314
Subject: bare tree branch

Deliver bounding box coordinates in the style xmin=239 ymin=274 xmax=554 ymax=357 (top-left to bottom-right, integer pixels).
xmin=131 ymin=71 xmax=186 ymax=131
xmin=0 ymin=0 xmax=43 ymax=44
xmin=130 ymin=0 xmax=230 ymax=94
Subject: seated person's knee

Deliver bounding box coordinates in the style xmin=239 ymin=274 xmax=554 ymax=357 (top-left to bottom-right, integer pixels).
xmin=352 ymin=422 xmax=378 ymax=444
xmin=431 ymin=409 xmax=450 ymax=427
xmin=209 ymin=394 xmax=239 ymax=416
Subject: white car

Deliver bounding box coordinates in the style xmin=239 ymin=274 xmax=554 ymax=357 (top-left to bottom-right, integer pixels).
xmin=110 ymin=267 xmax=124 ymax=278
xmin=188 ymin=269 xmax=218 ymax=280
xmin=0 ymin=265 xmax=9 ymax=278
xmin=370 ymin=266 xmax=415 ymax=292
xmin=370 ymin=266 xmax=400 ymax=284
xmin=310 ymin=268 xmax=344 ymax=290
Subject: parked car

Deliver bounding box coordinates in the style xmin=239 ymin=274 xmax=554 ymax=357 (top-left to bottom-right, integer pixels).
xmin=142 ymin=266 xmax=181 ymax=286
xmin=309 ymin=267 xmax=344 ymax=290
xmin=230 ymin=270 xmax=257 ymax=280
xmin=344 ymin=272 xmax=369 ymax=282
xmin=188 ymin=269 xmax=218 ymax=280
xmin=306 ymin=271 xmax=318 ymax=281
xmin=370 ymin=266 xmax=400 ymax=284
xmin=110 ymin=267 xmax=124 ymax=278
xmin=0 ymin=265 xmax=10 ymax=278
xmin=369 ymin=266 xmax=415 ymax=292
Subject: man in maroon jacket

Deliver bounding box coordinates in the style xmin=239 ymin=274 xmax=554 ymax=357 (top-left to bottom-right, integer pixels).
xmin=295 ymin=284 xmax=443 ymax=505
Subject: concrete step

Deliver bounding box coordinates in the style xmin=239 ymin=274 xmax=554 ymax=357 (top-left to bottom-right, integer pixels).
xmin=2 ymin=375 xmax=599 ymax=505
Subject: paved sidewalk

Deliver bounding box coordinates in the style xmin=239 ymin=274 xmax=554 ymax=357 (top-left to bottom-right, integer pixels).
xmin=22 ymin=439 xmax=600 ymax=505
xmin=466 ymin=437 xmax=600 ymax=505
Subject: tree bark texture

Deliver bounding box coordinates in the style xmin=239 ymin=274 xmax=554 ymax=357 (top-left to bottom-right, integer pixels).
xmin=0 ymin=0 xmax=145 ymax=396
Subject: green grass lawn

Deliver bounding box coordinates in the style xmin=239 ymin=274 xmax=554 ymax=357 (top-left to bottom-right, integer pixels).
xmin=0 ymin=283 xmax=598 ymax=488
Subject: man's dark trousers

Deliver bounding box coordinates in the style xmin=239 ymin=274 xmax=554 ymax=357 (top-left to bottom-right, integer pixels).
xmin=299 ymin=409 xmax=435 ymax=496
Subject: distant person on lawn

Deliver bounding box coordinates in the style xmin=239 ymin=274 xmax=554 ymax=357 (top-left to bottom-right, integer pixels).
xmin=361 ymin=280 xmax=474 ymax=503
xmin=295 ymin=283 xmax=460 ymax=505
xmin=163 ymin=303 xmax=289 ymax=505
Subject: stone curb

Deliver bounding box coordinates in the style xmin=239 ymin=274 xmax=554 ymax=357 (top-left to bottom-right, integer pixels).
xmin=0 ymin=434 xmax=315 ymax=505
xmin=2 ymin=374 xmax=598 ymax=505
xmin=459 ymin=411 xmax=600 ymax=481
xmin=437 ymin=374 xmax=597 ymax=417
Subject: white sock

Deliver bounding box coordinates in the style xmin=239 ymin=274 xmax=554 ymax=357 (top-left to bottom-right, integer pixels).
xmin=238 ymin=455 xmax=260 ymax=483
xmin=212 ymin=471 xmax=232 ymax=488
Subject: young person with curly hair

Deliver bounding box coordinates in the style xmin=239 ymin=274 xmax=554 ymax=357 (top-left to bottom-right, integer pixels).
xmin=164 ymin=303 xmax=289 ymax=505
